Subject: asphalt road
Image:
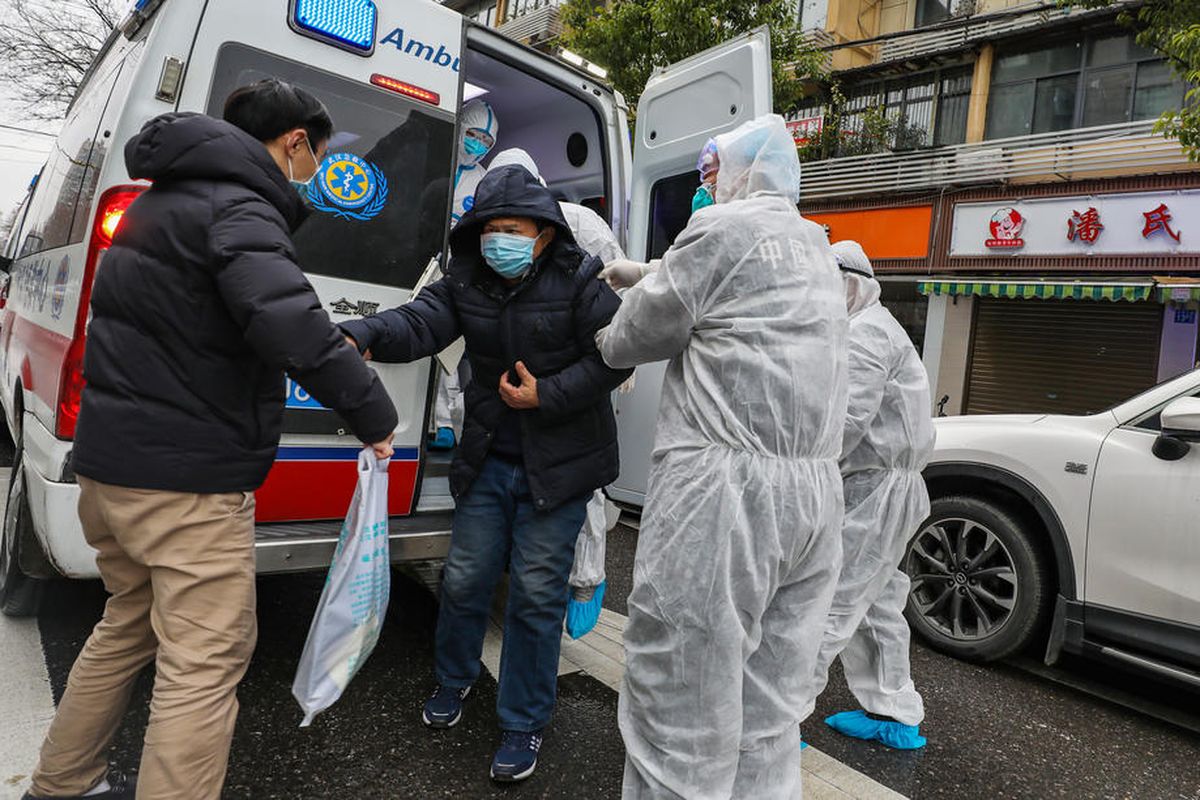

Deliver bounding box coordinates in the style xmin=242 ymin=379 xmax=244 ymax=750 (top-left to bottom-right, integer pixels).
xmin=8 ymin=434 xmax=1200 ymax=799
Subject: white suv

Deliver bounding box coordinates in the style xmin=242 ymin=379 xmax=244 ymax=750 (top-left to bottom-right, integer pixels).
xmin=907 ymin=368 xmax=1200 ymax=689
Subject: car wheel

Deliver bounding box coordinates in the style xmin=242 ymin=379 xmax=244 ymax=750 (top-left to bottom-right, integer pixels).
xmin=903 ymin=495 xmax=1051 ymax=662
xmin=1 ymin=463 xmax=44 ymax=617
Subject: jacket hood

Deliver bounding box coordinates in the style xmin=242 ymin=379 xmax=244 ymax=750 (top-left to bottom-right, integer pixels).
xmin=124 ymin=113 xmax=307 ymax=229
xmin=448 ymin=164 xmax=581 ymax=279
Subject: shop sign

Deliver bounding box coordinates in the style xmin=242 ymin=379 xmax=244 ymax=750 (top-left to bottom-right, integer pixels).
xmin=985 ymin=208 xmax=1025 ymax=249
xmin=950 ymin=191 xmax=1198 ymax=256
xmin=786 ymin=115 xmax=823 ymax=146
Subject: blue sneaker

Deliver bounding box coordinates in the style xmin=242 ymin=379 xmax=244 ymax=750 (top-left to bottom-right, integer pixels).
xmin=422 ymin=684 xmax=471 ymax=729
xmin=824 ymin=710 xmax=926 ymax=750
xmin=490 ymin=729 xmax=543 ymax=782
xmin=428 ymin=427 xmax=456 ymax=451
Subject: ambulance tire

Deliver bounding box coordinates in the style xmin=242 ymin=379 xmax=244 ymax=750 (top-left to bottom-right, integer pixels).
xmin=1 ymin=460 xmax=44 ymax=618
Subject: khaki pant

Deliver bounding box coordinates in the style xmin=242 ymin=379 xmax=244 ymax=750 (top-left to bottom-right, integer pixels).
xmin=31 ymin=478 xmax=257 ymax=800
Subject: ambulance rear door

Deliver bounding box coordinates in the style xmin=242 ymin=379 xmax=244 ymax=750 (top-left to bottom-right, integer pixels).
xmin=179 ymin=0 xmax=465 ymax=522
xmin=609 ymin=27 xmax=773 ymax=506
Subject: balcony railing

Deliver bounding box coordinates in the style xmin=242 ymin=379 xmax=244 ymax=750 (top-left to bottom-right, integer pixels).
xmin=799 ymin=120 xmax=1193 ymax=201
xmin=498 ymin=3 xmax=563 ymax=45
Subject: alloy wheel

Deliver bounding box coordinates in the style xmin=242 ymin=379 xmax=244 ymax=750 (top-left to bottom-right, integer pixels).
xmin=905 ymin=516 xmax=1019 ymax=641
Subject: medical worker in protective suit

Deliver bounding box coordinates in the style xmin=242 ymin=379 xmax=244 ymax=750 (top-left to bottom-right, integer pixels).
xmin=431 ymin=99 xmax=500 ymax=450
xmin=805 ymin=240 xmax=934 ymax=750
xmin=596 ymin=114 xmax=848 ymax=800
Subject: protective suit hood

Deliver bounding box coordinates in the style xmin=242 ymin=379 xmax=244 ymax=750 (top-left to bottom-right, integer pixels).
xmin=713 ymin=114 xmax=801 ymax=205
xmin=489 ymin=148 xmax=545 ymax=185
xmin=832 ymin=241 xmax=882 ymax=316
xmin=459 ymin=99 xmax=498 ymax=167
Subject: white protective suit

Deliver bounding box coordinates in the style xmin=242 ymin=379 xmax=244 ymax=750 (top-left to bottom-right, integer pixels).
xmin=489 ymin=147 xmax=626 ymax=609
xmin=806 ymin=240 xmax=934 ymax=727
xmin=435 ymin=100 xmax=499 ymax=435
xmin=597 ymin=115 xmax=849 ymax=800
xmin=450 ymin=99 xmax=498 ymax=226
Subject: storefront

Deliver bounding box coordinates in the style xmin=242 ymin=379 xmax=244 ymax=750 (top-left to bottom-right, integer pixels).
xmin=922 ymin=187 xmax=1200 ymax=415
xmin=801 ymin=178 xmax=1200 ymax=416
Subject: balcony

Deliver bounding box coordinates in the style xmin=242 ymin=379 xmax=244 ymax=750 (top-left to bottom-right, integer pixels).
xmin=799 ymin=120 xmax=1194 ymax=201
xmin=497 ymin=3 xmax=563 ymax=48
xmin=846 ymin=1 xmax=1137 ymax=70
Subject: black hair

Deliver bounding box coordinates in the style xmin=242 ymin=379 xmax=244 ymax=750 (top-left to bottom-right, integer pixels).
xmin=223 ymin=78 xmax=333 ymax=147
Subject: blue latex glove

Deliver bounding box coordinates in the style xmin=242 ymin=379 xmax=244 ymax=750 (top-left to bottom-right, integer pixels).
xmin=825 ymin=710 xmax=926 ymax=750
xmin=565 ymin=580 xmax=606 ymax=639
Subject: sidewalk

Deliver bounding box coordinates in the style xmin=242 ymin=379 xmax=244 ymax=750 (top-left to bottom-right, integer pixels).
xmin=483 ymin=604 xmax=908 ymax=800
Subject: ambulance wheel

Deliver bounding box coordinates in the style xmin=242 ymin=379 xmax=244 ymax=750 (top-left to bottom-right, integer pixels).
xmin=1 ymin=461 xmax=44 ymax=618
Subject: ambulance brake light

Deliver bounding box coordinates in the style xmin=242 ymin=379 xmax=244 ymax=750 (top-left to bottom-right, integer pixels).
xmin=370 ymin=74 xmax=440 ymax=106
xmin=291 ymin=0 xmax=378 ymax=55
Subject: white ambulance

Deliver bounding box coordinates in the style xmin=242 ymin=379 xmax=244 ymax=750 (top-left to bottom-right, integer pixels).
xmin=0 ymin=0 xmax=772 ymax=615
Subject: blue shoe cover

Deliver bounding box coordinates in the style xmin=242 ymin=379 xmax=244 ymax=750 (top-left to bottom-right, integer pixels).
xmin=824 ymin=710 xmax=926 ymax=750
xmin=800 ymin=739 xmax=809 ymax=750
xmin=565 ymin=581 xmax=606 ymax=639
xmin=429 ymin=427 xmax=456 ymax=451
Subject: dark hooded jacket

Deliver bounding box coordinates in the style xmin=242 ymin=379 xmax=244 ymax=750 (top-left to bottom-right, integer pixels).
xmin=72 ymin=113 xmax=397 ymax=493
xmin=340 ymin=166 xmax=631 ymax=510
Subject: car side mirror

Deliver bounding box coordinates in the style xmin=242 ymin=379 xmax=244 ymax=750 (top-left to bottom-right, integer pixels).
xmin=1152 ymin=397 xmax=1200 ymax=461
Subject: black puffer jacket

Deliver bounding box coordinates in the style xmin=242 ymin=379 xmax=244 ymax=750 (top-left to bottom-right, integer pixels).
xmin=341 ymin=166 xmax=631 ymax=510
xmin=73 ymin=113 xmax=397 ymax=493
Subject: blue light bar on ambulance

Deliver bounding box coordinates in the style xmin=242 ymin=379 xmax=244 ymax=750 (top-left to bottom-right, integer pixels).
xmin=289 ymin=0 xmax=378 ymax=56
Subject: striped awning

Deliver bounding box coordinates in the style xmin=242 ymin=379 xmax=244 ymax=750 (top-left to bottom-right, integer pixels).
xmin=1158 ymin=284 xmax=1200 ymax=303
xmin=918 ymin=281 xmax=1155 ymax=302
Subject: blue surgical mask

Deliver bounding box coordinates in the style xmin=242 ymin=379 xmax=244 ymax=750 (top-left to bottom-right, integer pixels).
xmin=289 ymin=136 xmax=319 ymax=195
xmin=481 ymin=231 xmax=540 ymax=279
xmin=691 ymin=183 xmax=715 ymax=214
xmin=464 ymin=137 xmax=490 ymax=159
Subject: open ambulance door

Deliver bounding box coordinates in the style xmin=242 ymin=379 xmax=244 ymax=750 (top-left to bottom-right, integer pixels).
xmin=608 ymin=27 xmax=773 ymax=506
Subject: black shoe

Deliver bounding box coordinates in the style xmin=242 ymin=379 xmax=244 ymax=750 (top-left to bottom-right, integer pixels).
xmin=24 ymin=770 xmax=136 ymax=799
xmin=490 ymin=729 xmax=543 ymax=782
xmin=422 ymin=683 xmax=472 ymax=728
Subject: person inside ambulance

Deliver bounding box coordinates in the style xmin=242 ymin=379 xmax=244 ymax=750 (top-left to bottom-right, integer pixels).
xmin=429 ymin=98 xmax=501 ymax=451
xmin=340 ymin=164 xmax=631 ymax=784
xmin=22 ymin=80 xmax=397 ymax=800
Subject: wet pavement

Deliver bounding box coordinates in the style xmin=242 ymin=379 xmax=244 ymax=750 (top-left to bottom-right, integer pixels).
xmin=13 ymin=489 xmax=1200 ymax=800
xmin=37 ymin=574 xmax=626 ymax=799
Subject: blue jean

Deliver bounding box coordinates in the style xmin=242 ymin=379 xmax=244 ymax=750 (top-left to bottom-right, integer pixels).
xmin=435 ymin=456 xmax=589 ymax=731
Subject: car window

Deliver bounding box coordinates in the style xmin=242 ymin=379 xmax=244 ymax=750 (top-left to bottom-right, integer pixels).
xmin=1128 ymin=387 xmax=1200 ymax=432
xmin=18 ymin=61 xmax=122 ymax=257
xmin=207 ymin=43 xmax=456 ymax=290
xmin=647 ymin=171 xmax=700 ymax=260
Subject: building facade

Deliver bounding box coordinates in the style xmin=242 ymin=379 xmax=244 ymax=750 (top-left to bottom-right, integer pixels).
xmin=796 ymin=0 xmax=1198 ymax=416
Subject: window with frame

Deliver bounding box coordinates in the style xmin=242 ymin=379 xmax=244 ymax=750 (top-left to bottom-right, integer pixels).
xmin=985 ymin=32 xmax=1188 ymax=140
xmin=823 ymin=66 xmax=973 ymax=153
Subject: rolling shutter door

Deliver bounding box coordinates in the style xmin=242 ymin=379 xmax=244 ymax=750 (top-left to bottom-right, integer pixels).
xmin=966 ymin=298 xmax=1163 ymax=415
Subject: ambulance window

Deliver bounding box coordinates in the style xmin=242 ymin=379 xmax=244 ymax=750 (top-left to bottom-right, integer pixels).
xmin=647 ymin=171 xmax=700 ymax=260
xmin=207 ymin=44 xmax=456 ymax=289
xmin=18 ymin=61 xmax=122 ymax=256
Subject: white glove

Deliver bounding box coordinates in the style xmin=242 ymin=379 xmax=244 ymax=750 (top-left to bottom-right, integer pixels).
xmin=599 ymin=258 xmax=650 ymax=290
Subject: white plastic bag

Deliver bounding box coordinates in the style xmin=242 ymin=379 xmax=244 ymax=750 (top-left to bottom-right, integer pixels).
xmin=292 ymin=449 xmax=391 ymax=726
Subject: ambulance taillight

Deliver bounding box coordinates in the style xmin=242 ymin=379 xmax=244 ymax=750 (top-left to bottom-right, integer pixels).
xmin=56 ymin=185 xmax=145 ymax=440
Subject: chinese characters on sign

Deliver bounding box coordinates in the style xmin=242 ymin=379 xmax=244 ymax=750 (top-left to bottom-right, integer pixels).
xmin=979 ymin=200 xmax=1185 ymax=250
xmin=786 ymin=115 xmax=823 ymax=146
xmin=1066 ymin=207 xmax=1104 ymax=243
xmin=1141 ymin=203 xmax=1182 ymax=243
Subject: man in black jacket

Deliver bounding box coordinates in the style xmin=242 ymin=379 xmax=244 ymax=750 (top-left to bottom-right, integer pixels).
xmin=25 ymin=81 xmax=396 ymax=800
xmin=341 ymin=165 xmax=630 ymax=783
